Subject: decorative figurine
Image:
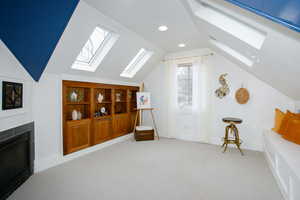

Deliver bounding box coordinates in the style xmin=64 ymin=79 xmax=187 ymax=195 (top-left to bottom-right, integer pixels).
xmin=97 ymin=93 xmax=104 ymax=103
xmin=116 ymin=93 xmax=121 ymax=102
xmin=100 ymin=107 xmax=107 ymax=115
xmin=215 ymin=73 xmax=230 ymax=99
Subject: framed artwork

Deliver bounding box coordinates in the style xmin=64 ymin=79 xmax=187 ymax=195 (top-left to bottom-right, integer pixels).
xmin=2 ymin=81 xmax=23 ymax=110
xmin=136 ymin=92 xmax=151 ymax=109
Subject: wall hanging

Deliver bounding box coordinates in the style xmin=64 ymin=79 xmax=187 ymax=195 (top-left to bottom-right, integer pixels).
xmin=2 ymin=81 xmax=23 ymax=110
xmin=235 ymin=87 xmax=250 ymax=104
xmin=215 ymin=73 xmax=230 ymax=99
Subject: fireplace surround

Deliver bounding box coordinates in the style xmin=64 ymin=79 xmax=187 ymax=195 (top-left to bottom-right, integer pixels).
xmin=0 ymin=122 xmax=34 ymax=200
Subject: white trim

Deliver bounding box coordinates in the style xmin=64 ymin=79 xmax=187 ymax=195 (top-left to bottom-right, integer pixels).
xmin=120 ymin=48 xmax=153 ymax=78
xmin=60 ymin=73 xmax=139 ymax=86
xmin=210 ymin=38 xmax=254 ymax=67
xmin=34 ymin=133 xmax=134 ymax=173
xmin=190 ymin=0 xmax=266 ymax=49
xmin=263 ymin=143 xmax=288 ymax=200
xmin=263 ymin=130 xmax=300 ymax=200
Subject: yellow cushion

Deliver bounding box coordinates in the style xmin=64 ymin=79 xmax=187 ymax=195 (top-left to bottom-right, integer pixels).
xmin=282 ymin=118 xmax=300 ymax=145
xmin=277 ymin=110 xmax=296 ymax=135
xmin=272 ymin=108 xmax=285 ymax=133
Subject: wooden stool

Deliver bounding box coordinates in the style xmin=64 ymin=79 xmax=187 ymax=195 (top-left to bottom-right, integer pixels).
xmin=222 ymin=117 xmax=244 ymax=155
xmin=133 ymin=108 xmax=159 ymax=141
xmin=134 ymin=126 xmax=154 ymax=141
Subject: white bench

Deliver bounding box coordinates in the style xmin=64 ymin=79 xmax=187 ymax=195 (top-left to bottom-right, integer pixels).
xmin=263 ymin=130 xmax=300 ymax=200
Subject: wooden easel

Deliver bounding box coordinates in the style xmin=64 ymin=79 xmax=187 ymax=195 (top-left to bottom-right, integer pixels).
xmin=133 ymin=108 xmax=160 ymax=140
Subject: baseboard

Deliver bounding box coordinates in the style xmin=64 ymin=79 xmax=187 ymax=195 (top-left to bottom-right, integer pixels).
xmin=35 ymin=133 xmax=133 ymax=173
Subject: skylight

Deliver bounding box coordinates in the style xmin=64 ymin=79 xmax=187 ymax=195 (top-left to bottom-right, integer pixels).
xmin=193 ymin=1 xmax=266 ymax=50
xmin=210 ymin=38 xmax=254 ymax=67
xmin=72 ymin=26 xmax=119 ymax=72
xmin=120 ymin=48 xmax=153 ymax=78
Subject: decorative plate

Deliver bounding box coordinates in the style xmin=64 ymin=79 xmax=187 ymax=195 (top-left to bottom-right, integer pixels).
xmin=235 ymin=88 xmax=250 ymax=104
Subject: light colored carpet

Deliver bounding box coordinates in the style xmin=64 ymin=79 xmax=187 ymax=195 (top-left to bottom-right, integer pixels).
xmin=8 ymin=139 xmax=282 ymax=200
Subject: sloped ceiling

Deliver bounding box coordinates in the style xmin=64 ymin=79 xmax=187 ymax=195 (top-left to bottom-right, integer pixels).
xmin=44 ymin=1 xmax=165 ymax=83
xmin=3 ymin=0 xmax=300 ymax=99
xmin=83 ymin=0 xmax=207 ymax=52
xmin=183 ymin=0 xmax=300 ymax=100
xmin=74 ymin=0 xmax=300 ymax=100
xmin=0 ymin=0 xmax=79 ymax=81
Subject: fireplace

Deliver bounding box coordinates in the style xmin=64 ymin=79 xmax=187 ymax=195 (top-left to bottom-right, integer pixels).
xmin=0 ymin=122 xmax=34 ymax=200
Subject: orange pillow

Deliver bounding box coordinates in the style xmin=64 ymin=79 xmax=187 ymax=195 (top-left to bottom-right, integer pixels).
xmin=277 ymin=110 xmax=296 ymax=135
xmin=282 ymin=118 xmax=300 ymax=145
xmin=272 ymin=109 xmax=285 ymax=133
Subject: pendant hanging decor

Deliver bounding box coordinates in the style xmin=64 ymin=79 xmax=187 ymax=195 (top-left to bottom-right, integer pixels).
xmin=215 ymin=73 xmax=230 ymax=99
xmin=235 ymin=87 xmax=250 ymax=104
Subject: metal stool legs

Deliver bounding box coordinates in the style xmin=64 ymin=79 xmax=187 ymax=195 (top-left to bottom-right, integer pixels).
xmin=222 ymin=123 xmax=244 ymax=155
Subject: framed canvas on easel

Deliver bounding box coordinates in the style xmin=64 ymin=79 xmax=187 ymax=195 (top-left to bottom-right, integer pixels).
xmin=137 ymin=92 xmax=151 ymax=109
xmin=133 ymin=90 xmax=159 ymax=141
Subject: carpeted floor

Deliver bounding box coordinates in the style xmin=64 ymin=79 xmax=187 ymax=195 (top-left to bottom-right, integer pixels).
xmin=8 ymin=139 xmax=283 ymax=200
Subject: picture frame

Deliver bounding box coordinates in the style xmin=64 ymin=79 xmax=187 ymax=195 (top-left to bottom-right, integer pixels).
xmin=136 ymin=92 xmax=151 ymax=109
xmin=2 ymin=81 xmax=23 ymax=110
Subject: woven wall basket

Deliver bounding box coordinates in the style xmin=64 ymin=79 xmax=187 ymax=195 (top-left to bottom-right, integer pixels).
xmin=235 ymin=88 xmax=250 ymax=104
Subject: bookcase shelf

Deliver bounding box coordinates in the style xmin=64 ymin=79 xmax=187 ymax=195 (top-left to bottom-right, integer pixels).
xmin=66 ymin=102 xmax=90 ymax=105
xmin=63 ymin=80 xmax=139 ymax=155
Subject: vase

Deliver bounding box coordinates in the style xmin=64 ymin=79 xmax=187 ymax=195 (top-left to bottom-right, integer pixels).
xmin=72 ymin=110 xmax=78 ymax=120
xmin=70 ymin=91 xmax=78 ymax=102
xmin=77 ymin=111 xmax=82 ymax=120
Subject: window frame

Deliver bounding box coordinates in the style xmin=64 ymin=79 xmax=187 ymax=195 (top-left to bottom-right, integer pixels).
xmin=177 ymin=63 xmax=193 ymax=109
xmin=71 ymin=26 xmax=119 ymax=72
xmin=120 ymin=48 xmax=153 ymax=78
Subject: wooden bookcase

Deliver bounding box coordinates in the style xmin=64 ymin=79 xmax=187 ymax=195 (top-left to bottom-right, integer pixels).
xmin=63 ymin=80 xmax=139 ymax=155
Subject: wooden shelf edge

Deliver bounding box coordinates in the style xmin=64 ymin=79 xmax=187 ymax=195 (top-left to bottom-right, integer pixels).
xmin=93 ymin=116 xmax=112 ymax=120
xmin=66 ymin=118 xmax=91 ymax=123
xmin=66 ymin=102 xmax=90 ymax=105
xmin=114 ymin=112 xmax=129 ymax=115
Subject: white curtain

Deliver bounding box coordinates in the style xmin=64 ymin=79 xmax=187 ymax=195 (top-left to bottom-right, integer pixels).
xmin=166 ymin=57 xmax=213 ymax=143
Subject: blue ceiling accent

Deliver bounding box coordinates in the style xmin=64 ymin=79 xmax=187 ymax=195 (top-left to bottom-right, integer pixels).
xmin=225 ymin=0 xmax=300 ymax=33
xmin=0 ymin=0 xmax=79 ymax=81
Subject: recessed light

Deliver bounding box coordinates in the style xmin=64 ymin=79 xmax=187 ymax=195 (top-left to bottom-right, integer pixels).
xmin=178 ymin=43 xmax=186 ymax=48
xmin=158 ymin=25 xmax=168 ymax=32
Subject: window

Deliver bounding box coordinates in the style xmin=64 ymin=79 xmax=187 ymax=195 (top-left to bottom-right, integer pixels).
xmin=191 ymin=0 xmax=266 ymax=49
xmin=177 ymin=63 xmax=193 ymax=108
xmin=120 ymin=48 xmax=153 ymax=78
xmin=72 ymin=26 xmax=119 ymax=72
xmin=210 ymin=38 xmax=254 ymax=67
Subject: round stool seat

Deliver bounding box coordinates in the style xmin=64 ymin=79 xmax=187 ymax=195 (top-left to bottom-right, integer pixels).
xmin=222 ymin=117 xmax=242 ymax=124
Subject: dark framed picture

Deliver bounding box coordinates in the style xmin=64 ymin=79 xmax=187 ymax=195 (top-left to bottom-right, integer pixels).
xmin=2 ymin=81 xmax=23 ymax=110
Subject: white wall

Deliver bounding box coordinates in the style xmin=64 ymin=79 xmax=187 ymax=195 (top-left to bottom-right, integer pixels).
xmin=33 ymin=72 xmax=138 ymax=172
xmin=27 ymin=0 xmax=164 ymax=172
xmin=143 ymin=49 xmax=295 ymax=151
xmin=0 ymin=41 xmax=34 ymax=132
